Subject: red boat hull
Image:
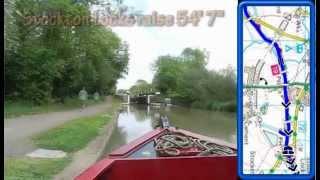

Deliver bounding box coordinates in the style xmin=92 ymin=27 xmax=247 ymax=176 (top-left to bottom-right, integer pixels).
xmin=76 ymin=128 xmax=237 ymax=180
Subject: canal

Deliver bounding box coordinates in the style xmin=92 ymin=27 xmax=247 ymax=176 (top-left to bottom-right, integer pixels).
xmin=100 ymin=104 xmax=236 ymax=158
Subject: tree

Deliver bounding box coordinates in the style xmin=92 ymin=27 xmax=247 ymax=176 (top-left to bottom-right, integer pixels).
xmin=152 ymin=48 xmax=236 ymax=111
xmin=129 ymin=80 xmax=154 ymax=96
xmin=4 ymin=0 xmax=129 ymax=104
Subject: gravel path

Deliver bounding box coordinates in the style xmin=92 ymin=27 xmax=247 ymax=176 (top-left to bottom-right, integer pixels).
xmin=4 ymin=97 xmax=114 ymax=160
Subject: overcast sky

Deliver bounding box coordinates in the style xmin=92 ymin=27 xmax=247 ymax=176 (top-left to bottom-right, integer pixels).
xmin=112 ymin=0 xmax=238 ymax=90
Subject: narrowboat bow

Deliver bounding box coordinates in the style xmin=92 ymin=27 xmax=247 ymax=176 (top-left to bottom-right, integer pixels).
xmin=76 ymin=118 xmax=237 ymax=180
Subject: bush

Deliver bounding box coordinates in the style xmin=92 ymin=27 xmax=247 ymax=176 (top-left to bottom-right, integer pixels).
xmin=152 ymin=48 xmax=236 ymax=112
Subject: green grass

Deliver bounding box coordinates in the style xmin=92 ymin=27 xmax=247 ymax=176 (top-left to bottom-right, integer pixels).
xmin=5 ymin=98 xmax=120 ymax=180
xmin=191 ymin=100 xmax=236 ymax=112
xmin=4 ymin=98 xmax=104 ymax=119
xmin=4 ymin=157 xmax=71 ymax=180
xmin=32 ymin=113 xmax=113 ymax=152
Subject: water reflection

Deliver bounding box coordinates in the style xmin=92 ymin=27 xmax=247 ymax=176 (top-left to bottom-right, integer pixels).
xmin=101 ymin=105 xmax=236 ymax=158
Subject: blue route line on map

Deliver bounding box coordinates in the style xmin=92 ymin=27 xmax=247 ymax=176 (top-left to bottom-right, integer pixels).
xmin=244 ymin=6 xmax=293 ymax=148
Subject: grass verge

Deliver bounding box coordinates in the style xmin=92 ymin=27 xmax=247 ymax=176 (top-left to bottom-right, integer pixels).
xmin=4 ymin=98 xmax=120 ymax=179
xmin=4 ymin=157 xmax=71 ymax=180
xmin=32 ymin=113 xmax=114 ymax=152
xmin=4 ymin=98 xmax=104 ymax=119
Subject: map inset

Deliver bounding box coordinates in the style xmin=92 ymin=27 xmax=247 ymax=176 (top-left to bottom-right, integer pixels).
xmin=242 ymin=6 xmax=310 ymax=174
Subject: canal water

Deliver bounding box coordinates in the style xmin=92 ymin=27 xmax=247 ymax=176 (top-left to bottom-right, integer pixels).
xmin=100 ymin=104 xmax=236 ymax=158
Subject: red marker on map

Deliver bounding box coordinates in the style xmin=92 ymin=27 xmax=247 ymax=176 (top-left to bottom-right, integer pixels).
xmin=271 ymin=64 xmax=280 ymax=75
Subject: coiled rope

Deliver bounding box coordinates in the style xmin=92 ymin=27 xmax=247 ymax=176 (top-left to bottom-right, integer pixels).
xmin=154 ymin=131 xmax=235 ymax=157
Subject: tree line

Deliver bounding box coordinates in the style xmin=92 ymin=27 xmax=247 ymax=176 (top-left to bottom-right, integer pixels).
xmin=4 ymin=0 xmax=129 ymax=104
xmin=152 ymin=48 xmax=236 ymax=112
xmin=121 ymin=48 xmax=236 ymax=112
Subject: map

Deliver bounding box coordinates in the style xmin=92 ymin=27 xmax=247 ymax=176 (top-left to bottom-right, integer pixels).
xmin=242 ymin=6 xmax=311 ymax=174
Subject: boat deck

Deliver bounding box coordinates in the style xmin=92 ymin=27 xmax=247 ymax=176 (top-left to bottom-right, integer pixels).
xmin=75 ymin=128 xmax=237 ymax=180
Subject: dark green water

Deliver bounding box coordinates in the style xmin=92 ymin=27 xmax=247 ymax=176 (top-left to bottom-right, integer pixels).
xmin=101 ymin=105 xmax=236 ymax=158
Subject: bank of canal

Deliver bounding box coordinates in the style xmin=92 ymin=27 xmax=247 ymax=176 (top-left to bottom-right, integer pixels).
xmin=100 ymin=104 xmax=236 ymax=159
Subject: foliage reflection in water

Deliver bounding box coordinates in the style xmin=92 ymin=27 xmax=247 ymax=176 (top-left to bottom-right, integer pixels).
xmin=101 ymin=105 xmax=236 ymax=158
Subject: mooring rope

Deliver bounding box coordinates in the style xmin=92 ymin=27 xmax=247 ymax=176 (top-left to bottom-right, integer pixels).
xmin=154 ymin=131 xmax=235 ymax=157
